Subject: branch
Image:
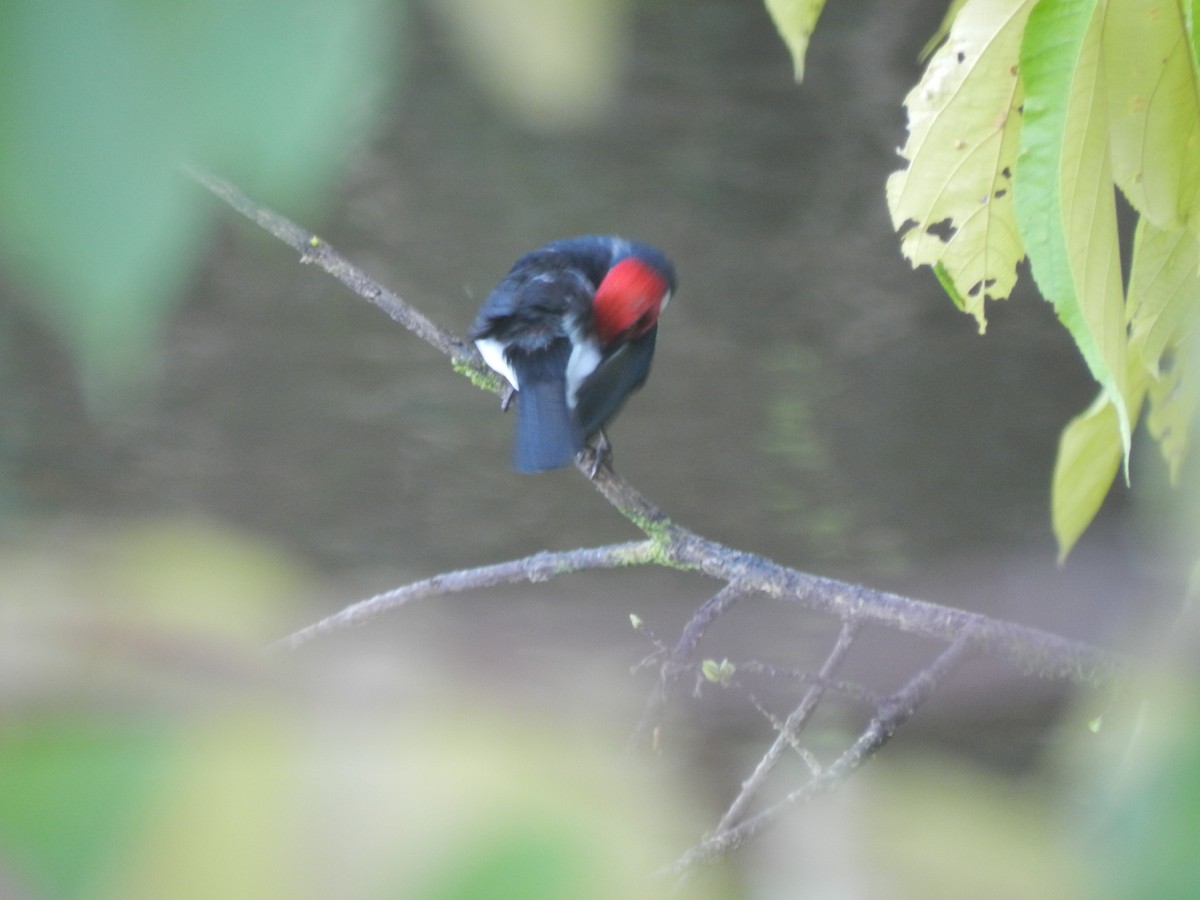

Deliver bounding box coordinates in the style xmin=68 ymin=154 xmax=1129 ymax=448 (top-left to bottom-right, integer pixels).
xmin=189 ymin=169 xmax=1124 ymax=688
xmin=714 ymin=619 xmax=861 ymax=833
xmin=588 ymin=468 xmax=1120 ymax=687
xmin=667 ymin=630 xmax=976 ymax=880
xmin=187 ymin=166 xmax=478 ymax=366
xmin=192 ymin=168 xmax=1127 ymax=870
xmin=626 ymin=582 xmax=753 ymax=751
xmin=273 ymin=541 xmax=657 ymax=650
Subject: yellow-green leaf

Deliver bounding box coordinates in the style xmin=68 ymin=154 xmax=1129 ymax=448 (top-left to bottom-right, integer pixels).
xmin=701 ymin=658 xmax=736 ymax=686
xmin=886 ymin=0 xmax=1033 ymax=333
xmin=1016 ymin=0 xmax=1131 ymax=472
xmin=1189 ymin=1 xmax=1200 ymax=77
xmin=1104 ymin=0 xmax=1200 ymax=230
xmin=763 ymin=0 xmax=827 ymax=82
xmin=918 ymin=0 xmax=971 ymax=62
xmin=429 ymin=0 xmax=628 ymax=129
xmin=1053 ymin=357 xmax=1149 ymax=561
xmin=1052 ymin=393 xmax=1123 ymax=561
xmin=1128 ymin=219 xmax=1200 ymax=376
xmin=1147 ymin=340 xmax=1200 ymax=483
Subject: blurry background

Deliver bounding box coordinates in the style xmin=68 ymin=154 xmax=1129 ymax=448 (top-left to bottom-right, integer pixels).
xmin=0 ymin=0 xmax=1192 ymax=897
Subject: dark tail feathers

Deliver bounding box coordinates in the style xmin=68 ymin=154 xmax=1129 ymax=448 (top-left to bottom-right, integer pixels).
xmin=510 ymin=343 xmax=585 ymax=472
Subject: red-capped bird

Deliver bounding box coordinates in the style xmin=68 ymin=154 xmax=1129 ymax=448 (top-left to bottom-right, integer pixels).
xmin=470 ymin=235 xmax=676 ymax=474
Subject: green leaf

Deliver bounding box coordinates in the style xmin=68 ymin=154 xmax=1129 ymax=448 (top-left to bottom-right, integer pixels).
xmin=886 ymin=0 xmax=1033 ymax=333
xmin=1189 ymin=1 xmax=1200 ymax=77
xmin=1146 ymin=339 xmax=1200 ymax=484
xmin=933 ymin=261 xmax=970 ymax=314
xmin=1103 ymin=0 xmax=1200 ymax=230
xmin=0 ymin=720 xmax=172 ymax=899
xmin=0 ymin=1 xmax=197 ymax=400
xmin=1128 ymin=218 xmax=1200 ymax=483
xmin=918 ymin=0 xmax=971 ymax=62
xmin=701 ymin=658 xmax=736 ymax=686
xmin=1051 ymin=393 xmax=1123 ymax=561
xmin=0 ymin=0 xmax=396 ymax=404
xmin=1128 ymin=219 xmax=1200 ymax=377
xmin=763 ymin=0 xmax=827 ymax=82
xmin=1089 ymin=685 xmax=1200 ymax=899
xmin=1052 ymin=355 xmax=1149 ymax=560
xmin=1016 ymin=0 xmax=1131 ymax=474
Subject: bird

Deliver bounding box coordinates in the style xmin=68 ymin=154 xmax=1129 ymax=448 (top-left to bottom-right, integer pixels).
xmin=470 ymin=235 xmax=676 ymax=474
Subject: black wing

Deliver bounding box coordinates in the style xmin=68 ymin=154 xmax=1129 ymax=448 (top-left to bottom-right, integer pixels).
xmin=572 ymin=325 xmax=657 ymax=437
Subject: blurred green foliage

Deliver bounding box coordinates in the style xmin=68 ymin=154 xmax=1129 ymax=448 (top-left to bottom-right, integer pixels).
xmin=0 ymin=0 xmax=398 ymax=403
xmin=428 ymin=0 xmax=632 ymax=130
xmin=0 ymin=519 xmax=721 ymax=899
xmin=0 ymin=721 xmax=173 ymax=900
xmin=1092 ymin=696 xmax=1200 ymax=899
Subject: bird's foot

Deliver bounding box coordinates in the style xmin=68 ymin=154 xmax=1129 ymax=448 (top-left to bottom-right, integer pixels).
xmin=583 ymin=430 xmax=612 ymax=479
xmin=499 ymin=383 xmax=516 ymax=412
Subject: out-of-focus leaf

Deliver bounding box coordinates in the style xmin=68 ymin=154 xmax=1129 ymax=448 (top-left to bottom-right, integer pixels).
xmin=0 ymin=1 xmax=196 ymax=401
xmin=0 ymin=518 xmax=306 ymax=709
xmin=1051 ymin=391 xmax=1128 ymax=562
xmin=1080 ymin=649 xmax=1200 ymax=899
xmin=415 ymin=827 xmax=597 ymax=900
xmin=1052 ymin=344 xmax=1150 ymax=560
xmin=1128 ymin=220 xmax=1200 ymax=378
xmin=429 ymin=0 xmax=629 ymax=130
xmin=886 ymin=0 xmax=1032 ymax=333
xmin=0 ymin=720 xmax=173 ymax=900
xmin=762 ymin=0 xmax=827 ymax=81
xmin=1125 ymin=217 xmax=1200 ymax=485
xmin=91 ymin=711 xmax=712 ymax=900
xmin=0 ymin=0 xmax=396 ymax=404
xmin=0 ymin=520 xmax=718 ymax=900
xmin=1103 ymin=0 xmax=1200 ymax=231
xmin=1146 ymin=341 xmax=1200 ymax=484
xmin=869 ymin=758 xmax=1085 ymax=899
xmin=1016 ymin=0 xmax=1131 ymax=471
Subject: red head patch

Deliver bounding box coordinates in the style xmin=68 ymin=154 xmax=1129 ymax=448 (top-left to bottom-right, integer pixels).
xmin=592 ymin=258 xmax=670 ymax=345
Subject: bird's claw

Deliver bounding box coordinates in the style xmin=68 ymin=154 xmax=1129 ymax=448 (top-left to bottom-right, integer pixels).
xmin=583 ymin=429 xmax=612 ymax=479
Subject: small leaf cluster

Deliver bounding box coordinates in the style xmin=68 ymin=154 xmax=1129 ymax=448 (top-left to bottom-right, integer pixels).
xmin=882 ymin=0 xmax=1200 ymax=559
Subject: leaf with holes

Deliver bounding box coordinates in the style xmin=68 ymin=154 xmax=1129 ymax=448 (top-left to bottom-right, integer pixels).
xmin=1128 ymin=219 xmax=1200 ymax=377
xmin=1127 ymin=217 xmax=1200 ymax=483
xmin=887 ymin=0 xmax=1033 ymax=333
xmin=1146 ymin=344 xmax=1199 ymax=484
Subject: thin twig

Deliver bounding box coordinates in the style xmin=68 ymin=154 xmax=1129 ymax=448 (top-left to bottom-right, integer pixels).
xmin=627 ymin=582 xmax=753 ymax=751
xmin=668 ymin=629 xmax=977 ymax=879
xmin=715 ymin=619 xmax=861 ymax=833
xmin=733 ymin=660 xmax=882 ymax=705
xmin=273 ymin=541 xmax=657 ymax=650
xmin=185 ymin=165 xmax=477 ymax=365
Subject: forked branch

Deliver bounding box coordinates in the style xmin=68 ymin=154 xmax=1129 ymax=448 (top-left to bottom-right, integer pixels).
xmin=191 ymin=169 xmax=1124 ymax=874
